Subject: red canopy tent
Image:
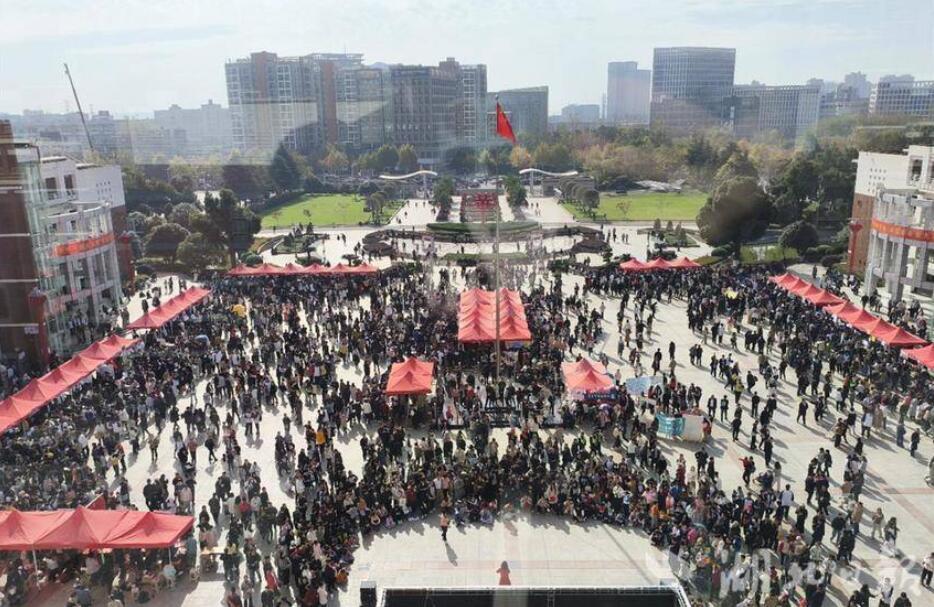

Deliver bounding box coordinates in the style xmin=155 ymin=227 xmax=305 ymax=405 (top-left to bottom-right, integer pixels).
xmin=644 ymin=257 xmax=673 ymax=270
xmin=79 ymin=335 xmax=139 ymax=361
xmin=457 ymin=288 xmax=530 ymax=343
xmin=385 ymin=357 xmax=435 ymax=396
xmin=824 ymin=302 xmax=879 ymax=328
xmin=227 ymin=264 xmax=259 ymax=276
xmin=873 ymin=325 xmax=927 ymax=348
xmin=561 ymin=359 xmax=615 ymax=395
xmin=669 ymin=256 xmax=702 ymax=269
xmin=282 ymin=263 xmax=307 ymax=275
xmin=126 ymin=287 xmax=210 ymax=330
xmin=796 ymin=285 xmax=845 ymax=307
xmin=0 ymin=508 xmax=193 ymax=552
xmin=904 ymin=344 xmax=934 ymax=369
xmin=619 ymin=259 xmax=649 ymax=272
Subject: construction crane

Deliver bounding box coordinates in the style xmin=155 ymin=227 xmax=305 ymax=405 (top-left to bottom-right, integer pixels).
xmin=64 ymin=63 xmax=94 ymax=153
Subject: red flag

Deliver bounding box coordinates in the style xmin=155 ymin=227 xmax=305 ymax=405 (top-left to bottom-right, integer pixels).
xmin=495 ymin=101 xmax=516 ymax=144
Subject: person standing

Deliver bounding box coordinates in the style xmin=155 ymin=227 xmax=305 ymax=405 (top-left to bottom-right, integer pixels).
xmin=921 ymin=552 xmax=934 ymax=588
xmin=878 ymin=578 xmax=894 ymax=607
xmin=440 ymin=513 xmax=450 ymax=542
xmin=496 ymin=561 xmax=511 ymax=586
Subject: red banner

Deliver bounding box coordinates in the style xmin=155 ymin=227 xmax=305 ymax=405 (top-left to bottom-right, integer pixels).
xmin=871 ymin=219 xmax=934 ymax=244
xmin=53 ymin=233 xmax=115 ymax=257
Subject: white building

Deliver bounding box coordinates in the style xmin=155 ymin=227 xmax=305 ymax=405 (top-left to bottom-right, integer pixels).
xmin=850 ymin=146 xmax=934 ymax=301
xmin=38 ymin=156 xmax=125 ymax=355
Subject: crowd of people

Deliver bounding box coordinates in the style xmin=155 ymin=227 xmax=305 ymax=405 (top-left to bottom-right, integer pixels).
xmin=0 ymin=251 xmax=930 ymax=607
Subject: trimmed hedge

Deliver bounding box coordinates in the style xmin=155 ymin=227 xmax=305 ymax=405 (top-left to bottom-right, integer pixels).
xmin=427 ymin=221 xmax=538 ymax=235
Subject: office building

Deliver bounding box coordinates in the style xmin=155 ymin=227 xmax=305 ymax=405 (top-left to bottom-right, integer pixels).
xmin=726 ymin=84 xmax=820 ymax=143
xmin=650 ymin=47 xmax=736 ymax=133
xmin=443 ymin=59 xmax=488 ymax=145
xmin=486 ymin=87 xmax=548 ymax=137
xmin=335 ymin=67 xmax=392 ymax=152
xmin=606 ymin=62 xmax=651 ymax=124
xmin=0 ymin=121 xmax=126 ymax=369
xmin=559 ymin=104 xmax=601 ymax=125
xmin=152 ymin=100 xmax=233 ymax=157
xmin=868 ymin=80 xmax=934 ymax=119
xmin=818 ymin=85 xmax=870 ymax=121
xmin=848 ymin=147 xmax=934 ymax=299
xmin=388 ymin=64 xmax=459 ymax=166
xmin=225 ymin=51 xmax=334 ymax=155
xmin=843 ymin=72 xmax=871 ymax=99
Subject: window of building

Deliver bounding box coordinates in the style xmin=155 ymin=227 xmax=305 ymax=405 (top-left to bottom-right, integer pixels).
xmin=45 ymin=176 xmax=58 ymax=199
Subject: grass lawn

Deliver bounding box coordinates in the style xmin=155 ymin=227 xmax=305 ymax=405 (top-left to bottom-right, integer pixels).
xmin=259 ymin=194 xmax=402 ymax=228
xmin=563 ymin=190 xmax=708 ymax=222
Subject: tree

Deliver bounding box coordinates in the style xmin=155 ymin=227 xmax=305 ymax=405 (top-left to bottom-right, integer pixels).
xmin=177 ymin=232 xmax=223 ymax=272
xmin=714 ymin=150 xmax=758 ymax=184
xmin=615 ymin=199 xmax=631 ymax=221
xmin=144 ymin=223 xmax=189 ymax=261
xmin=533 ymin=142 xmax=573 ymax=171
xmin=696 ymin=176 xmax=771 ymax=253
xmin=169 ymin=202 xmax=200 ymax=229
xmin=508 ymin=146 xmax=533 ymax=170
xmin=192 ymin=189 xmax=261 ymax=265
xmin=434 ymin=176 xmax=455 ymax=207
xmin=367 ymin=192 xmax=387 ymax=224
xmin=503 ymin=175 xmax=527 ymax=207
xmin=444 ymin=146 xmax=476 ymax=174
xmin=397 ymin=144 xmax=419 ymax=173
xmin=779 ymin=220 xmax=819 ymax=252
xmin=269 ymin=144 xmax=302 ymax=192
xmin=222 ymin=151 xmax=267 ymax=199
xmin=373 ymin=145 xmax=399 ymax=172
xmin=322 ymin=146 xmax=349 ymax=174
xmin=582 ymin=189 xmax=600 ymax=212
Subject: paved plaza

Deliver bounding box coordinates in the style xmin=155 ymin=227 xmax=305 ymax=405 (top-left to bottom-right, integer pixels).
xmin=27 ymin=197 xmax=932 ymax=607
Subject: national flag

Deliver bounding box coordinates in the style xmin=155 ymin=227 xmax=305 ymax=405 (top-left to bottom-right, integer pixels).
xmin=495 ymin=101 xmax=516 ymax=144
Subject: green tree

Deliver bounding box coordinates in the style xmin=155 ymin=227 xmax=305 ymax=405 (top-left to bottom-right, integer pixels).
xmin=269 ymin=143 xmax=302 ymax=191
xmin=373 ymin=145 xmax=400 ymax=172
xmin=434 ymin=176 xmax=455 ymax=207
xmin=222 ymin=156 xmax=267 ymax=199
xmin=367 ymin=191 xmax=387 ymax=224
xmin=144 ymin=222 xmax=189 ymax=261
xmin=533 ymin=142 xmax=573 ymax=171
xmin=322 ymin=146 xmax=349 ymax=174
xmin=503 ymin=175 xmax=527 ymax=207
xmin=714 ymin=149 xmax=758 ymax=184
xmin=168 ymin=202 xmax=200 ymax=229
xmin=444 ymin=146 xmax=477 ymax=174
xmin=779 ymin=220 xmax=819 ymax=251
xmin=176 ymin=232 xmax=223 ymax=272
xmin=191 ymin=189 xmax=262 ymax=266
xmin=397 ymin=144 xmax=419 ymax=173
xmin=696 ymin=176 xmax=771 ymax=253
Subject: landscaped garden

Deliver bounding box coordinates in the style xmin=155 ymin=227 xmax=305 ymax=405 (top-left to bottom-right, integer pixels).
xmin=259 ymin=194 xmax=402 ymax=228
xmin=562 ymin=190 xmax=708 ymax=222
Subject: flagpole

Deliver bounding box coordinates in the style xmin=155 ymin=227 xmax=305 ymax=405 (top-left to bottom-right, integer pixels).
xmin=494 ymin=175 xmax=501 ymax=408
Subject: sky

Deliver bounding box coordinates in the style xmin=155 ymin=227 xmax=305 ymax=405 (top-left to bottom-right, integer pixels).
xmin=1 ymin=0 xmax=932 ymax=116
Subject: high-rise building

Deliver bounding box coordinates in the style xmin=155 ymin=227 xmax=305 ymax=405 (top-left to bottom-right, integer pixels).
xmin=225 ymin=51 xmax=331 ymax=156
xmin=387 ymin=58 xmax=487 ymax=166
xmin=868 ymin=80 xmax=934 ymax=119
xmin=725 ymin=84 xmax=820 ymax=143
xmin=880 ymin=74 xmax=915 ymax=83
xmin=335 ymin=67 xmax=392 ymax=152
xmin=152 ymin=100 xmax=233 ymax=157
xmin=843 ymin=72 xmax=871 ymax=99
xmin=389 ymin=64 xmax=459 ymax=166
xmin=606 ymin=61 xmax=651 ymax=124
xmin=650 ymin=47 xmax=736 ymax=133
xmin=0 ymin=121 xmax=127 ymax=369
xmin=441 ymin=59 xmax=488 ymax=145
xmin=486 ymin=87 xmax=548 ymax=137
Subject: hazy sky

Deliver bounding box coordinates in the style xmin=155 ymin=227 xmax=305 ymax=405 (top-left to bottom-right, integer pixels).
xmin=1 ymin=0 xmax=932 ymax=116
